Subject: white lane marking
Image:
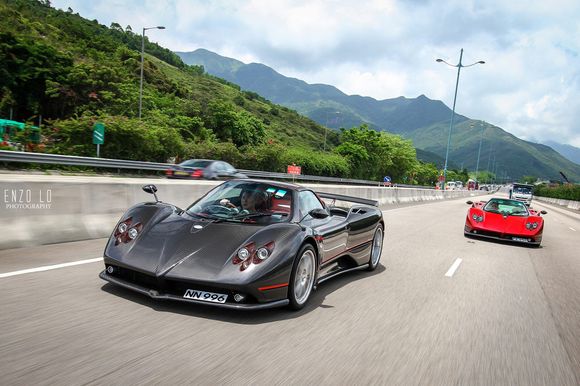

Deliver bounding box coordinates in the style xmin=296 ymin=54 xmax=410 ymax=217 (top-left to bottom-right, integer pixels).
xmin=0 ymin=257 xmax=103 ymax=278
xmin=445 ymin=258 xmax=463 ymax=278
xmin=570 ymin=227 xmax=576 ymax=232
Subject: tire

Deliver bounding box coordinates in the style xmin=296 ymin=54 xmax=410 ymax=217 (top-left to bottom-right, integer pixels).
xmin=288 ymin=244 xmax=317 ymax=310
xmin=367 ymin=225 xmax=384 ymax=271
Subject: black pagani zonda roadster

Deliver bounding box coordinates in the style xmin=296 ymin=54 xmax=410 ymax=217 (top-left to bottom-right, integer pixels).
xmin=99 ymin=179 xmax=384 ymax=310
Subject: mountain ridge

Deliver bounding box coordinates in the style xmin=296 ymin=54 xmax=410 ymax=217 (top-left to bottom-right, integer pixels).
xmin=177 ymin=48 xmax=580 ymax=181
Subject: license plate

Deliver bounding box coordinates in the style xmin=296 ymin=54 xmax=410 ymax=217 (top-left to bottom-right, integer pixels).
xmin=512 ymin=237 xmax=529 ymax=242
xmin=183 ymin=289 xmax=228 ymax=304
xmin=174 ymin=171 xmax=189 ymax=176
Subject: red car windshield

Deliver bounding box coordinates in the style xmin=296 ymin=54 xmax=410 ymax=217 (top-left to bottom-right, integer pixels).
xmin=483 ymin=199 xmax=529 ymax=216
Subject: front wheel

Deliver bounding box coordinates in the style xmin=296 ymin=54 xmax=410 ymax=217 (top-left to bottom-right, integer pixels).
xmin=368 ymin=225 xmax=384 ymax=271
xmin=288 ymin=244 xmax=317 ymax=310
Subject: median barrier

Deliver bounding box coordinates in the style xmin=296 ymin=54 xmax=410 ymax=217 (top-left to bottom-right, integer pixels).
xmin=0 ymin=175 xmax=484 ymax=249
xmin=534 ymin=196 xmax=580 ymax=211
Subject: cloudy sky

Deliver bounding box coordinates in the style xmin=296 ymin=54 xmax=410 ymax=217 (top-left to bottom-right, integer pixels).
xmin=52 ymin=0 xmax=580 ymax=147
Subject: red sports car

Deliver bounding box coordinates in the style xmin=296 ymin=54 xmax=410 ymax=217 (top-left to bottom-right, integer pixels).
xmin=464 ymin=198 xmax=547 ymax=247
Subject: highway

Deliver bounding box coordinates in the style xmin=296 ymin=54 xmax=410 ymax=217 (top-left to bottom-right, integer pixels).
xmin=1 ymin=195 xmax=579 ymax=385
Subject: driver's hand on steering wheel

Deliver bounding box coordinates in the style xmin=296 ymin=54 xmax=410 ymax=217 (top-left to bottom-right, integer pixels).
xmin=219 ymin=199 xmax=236 ymax=208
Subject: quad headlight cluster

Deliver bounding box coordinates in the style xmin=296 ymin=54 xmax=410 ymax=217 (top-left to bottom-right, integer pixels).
xmin=114 ymin=217 xmax=142 ymax=244
xmin=472 ymin=213 xmax=484 ymax=223
xmin=526 ymin=222 xmax=538 ymax=230
xmin=234 ymin=241 xmax=275 ymax=270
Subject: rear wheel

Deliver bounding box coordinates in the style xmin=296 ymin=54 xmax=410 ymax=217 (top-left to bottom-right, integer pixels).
xmin=288 ymin=244 xmax=316 ymax=310
xmin=368 ymin=225 xmax=384 ymax=271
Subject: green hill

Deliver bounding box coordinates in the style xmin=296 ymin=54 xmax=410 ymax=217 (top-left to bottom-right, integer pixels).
xmin=178 ymin=49 xmax=580 ymax=182
xmin=0 ymin=0 xmax=435 ymax=183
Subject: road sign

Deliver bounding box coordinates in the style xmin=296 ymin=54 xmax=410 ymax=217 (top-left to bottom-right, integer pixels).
xmin=383 ymin=176 xmax=391 ymax=183
xmin=93 ymin=123 xmax=105 ymax=145
xmin=287 ymin=165 xmax=301 ymax=175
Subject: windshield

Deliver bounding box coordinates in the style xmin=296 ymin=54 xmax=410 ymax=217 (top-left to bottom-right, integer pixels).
xmin=483 ymin=199 xmax=529 ymax=216
xmin=513 ymin=187 xmax=532 ymax=195
xmin=186 ymin=181 xmax=293 ymax=224
xmin=180 ymin=160 xmax=212 ymax=168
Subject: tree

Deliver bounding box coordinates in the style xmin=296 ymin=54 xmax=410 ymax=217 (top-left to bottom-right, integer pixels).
xmin=335 ymin=124 xmax=418 ymax=181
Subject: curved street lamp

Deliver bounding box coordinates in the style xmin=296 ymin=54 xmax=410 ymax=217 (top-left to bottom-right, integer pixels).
xmin=436 ymin=48 xmax=485 ymax=188
xmin=139 ymin=26 xmax=166 ymax=119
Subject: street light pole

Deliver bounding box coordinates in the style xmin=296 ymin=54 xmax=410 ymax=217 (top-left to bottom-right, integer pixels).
xmin=139 ymin=26 xmax=165 ymax=119
xmin=436 ymin=49 xmax=485 ymax=189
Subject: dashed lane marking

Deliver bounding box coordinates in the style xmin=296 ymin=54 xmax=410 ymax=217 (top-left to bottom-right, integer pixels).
xmin=445 ymin=258 xmax=463 ymax=278
xmin=0 ymin=258 xmax=103 ymax=278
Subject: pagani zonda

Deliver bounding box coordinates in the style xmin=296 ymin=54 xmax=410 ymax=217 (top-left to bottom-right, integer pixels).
xmin=464 ymin=198 xmax=546 ymax=247
xmin=99 ymin=179 xmax=384 ymax=310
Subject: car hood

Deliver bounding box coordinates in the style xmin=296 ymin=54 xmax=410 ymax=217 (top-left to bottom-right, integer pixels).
xmin=106 ymin=210 xmax=264 ymax=280
xmin=480 ymin=212 xmax=531 ymax=235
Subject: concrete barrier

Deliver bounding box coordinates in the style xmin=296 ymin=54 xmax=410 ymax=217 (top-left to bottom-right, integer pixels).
xmin=534 ymin=196 xmax=580 ymax=211
xmin=0 ymin=174 xmax=485 ymax=250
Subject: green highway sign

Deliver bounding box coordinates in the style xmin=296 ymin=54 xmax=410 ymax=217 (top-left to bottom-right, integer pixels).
xmin=93 ymin=123 xmax=105 ymax=145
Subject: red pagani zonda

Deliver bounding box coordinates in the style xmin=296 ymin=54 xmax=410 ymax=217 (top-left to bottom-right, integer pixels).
xmin=464 ymin=198 xmax=547 ymax=247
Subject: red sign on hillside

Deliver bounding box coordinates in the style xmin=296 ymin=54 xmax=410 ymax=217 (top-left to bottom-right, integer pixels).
xmin=287 ymin=165 xmax=302 ymax=175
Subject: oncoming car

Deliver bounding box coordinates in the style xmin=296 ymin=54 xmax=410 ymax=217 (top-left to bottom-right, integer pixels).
xmin=99 ymin=179 xmax=385 ymax=310
xmin=165 ymin=159 xmax=247 ymax=180
xmin=464 ymin=198 xmax=547 ymax=247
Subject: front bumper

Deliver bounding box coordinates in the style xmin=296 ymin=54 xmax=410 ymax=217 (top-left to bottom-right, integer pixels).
xmin=99 ymin=270 xmax=289 ymax=310
xmin=464 ymin=227 xmax=541 ymax=246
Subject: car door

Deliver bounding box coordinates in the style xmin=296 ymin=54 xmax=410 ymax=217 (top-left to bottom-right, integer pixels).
xmin=222 ymin=162 xmax=238 ymax=179
xmin=213 ymin=162 xmax=231 ymax=179
xmin=298 ymin=190 xmax=347 ymax=264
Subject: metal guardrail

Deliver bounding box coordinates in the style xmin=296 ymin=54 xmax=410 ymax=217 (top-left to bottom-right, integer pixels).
xmin=0 ymin=150 xmax=436 ymax=188
xmin=0 ymin=150 xmax=367 ymax=186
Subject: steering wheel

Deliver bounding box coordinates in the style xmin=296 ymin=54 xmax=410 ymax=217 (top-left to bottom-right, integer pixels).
xmin=205 ymin=204 xmax=238 ymax=216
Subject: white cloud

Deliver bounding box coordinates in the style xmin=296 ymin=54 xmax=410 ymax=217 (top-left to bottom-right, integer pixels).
xmin=51 ymin=0 xmax=580 ymax=147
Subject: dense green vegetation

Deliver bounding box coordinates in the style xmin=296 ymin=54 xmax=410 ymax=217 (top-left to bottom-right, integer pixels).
xmin=534 ymin=184 xmax=580 ymax=201
xmin=0 ymin=0 xmax=438 ymax=183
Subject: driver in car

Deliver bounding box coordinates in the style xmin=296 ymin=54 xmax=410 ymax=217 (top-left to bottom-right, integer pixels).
xmin=220 ymin=189 xmax=267 ymax=215
xmin=487 ymin=201 xmax=499 ymax=212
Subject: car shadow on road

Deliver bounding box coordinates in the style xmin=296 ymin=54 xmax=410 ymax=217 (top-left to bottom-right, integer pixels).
xmin=100 ymin=264 xmax=386 ymax=325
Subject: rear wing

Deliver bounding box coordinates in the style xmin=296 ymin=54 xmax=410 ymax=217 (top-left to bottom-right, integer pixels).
xmin=316 ymin=192 xmax=379 ymax=207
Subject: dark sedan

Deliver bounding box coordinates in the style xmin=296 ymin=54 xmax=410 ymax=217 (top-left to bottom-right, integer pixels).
xmin=166 ymin=159 xmax=247 ymax=180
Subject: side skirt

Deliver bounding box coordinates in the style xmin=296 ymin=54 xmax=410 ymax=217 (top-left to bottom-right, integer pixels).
xmin=316 ymin=264 xmax=370 ymax=286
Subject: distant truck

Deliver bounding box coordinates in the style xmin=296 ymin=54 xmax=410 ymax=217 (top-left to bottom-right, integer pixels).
xmin=509 ymin=183 xmax=534 ymax=205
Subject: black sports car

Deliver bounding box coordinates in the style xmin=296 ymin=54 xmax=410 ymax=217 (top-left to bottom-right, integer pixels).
xmin=99 ymin=179 xmax=384 ymax=310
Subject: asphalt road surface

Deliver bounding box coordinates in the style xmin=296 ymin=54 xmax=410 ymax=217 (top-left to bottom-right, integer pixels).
xmin=1 ymin=195 xmax=579 ymax=385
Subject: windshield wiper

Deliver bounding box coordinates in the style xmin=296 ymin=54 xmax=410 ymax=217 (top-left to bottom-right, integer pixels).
xmin=234 ymin=212 xmax=289 ymax=220
xmin=186 ymin=211 xmax=231 ymax=223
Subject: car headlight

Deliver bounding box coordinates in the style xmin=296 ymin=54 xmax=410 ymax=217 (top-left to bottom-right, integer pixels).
xmin=477 ymin=216 xmax=483 ymax=222
xmin=117 ymin=222 xmax=128 ymax=233
xmin=237 ymin=247 xmax=251 ymax=261
xmin=256 ymin=247 xmax=270 ymax=260
xmin=526 ymin=222 xmax=538 ymax=230
xmin=472 ymin=214 xmax=478 ymax=220
xmin=128 ymin=227 xmax=139 ymax=240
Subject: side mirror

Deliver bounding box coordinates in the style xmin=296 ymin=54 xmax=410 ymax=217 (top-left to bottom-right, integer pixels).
xmin=466 ymin=201 xmax=473 ymax=205
xmin=540 ymin=210 xmax=547 ymax=215
xmin=142 ymin=184 xmax=160 ymax=202
xmin=309 ymin=208 xmax=329 ymax=219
